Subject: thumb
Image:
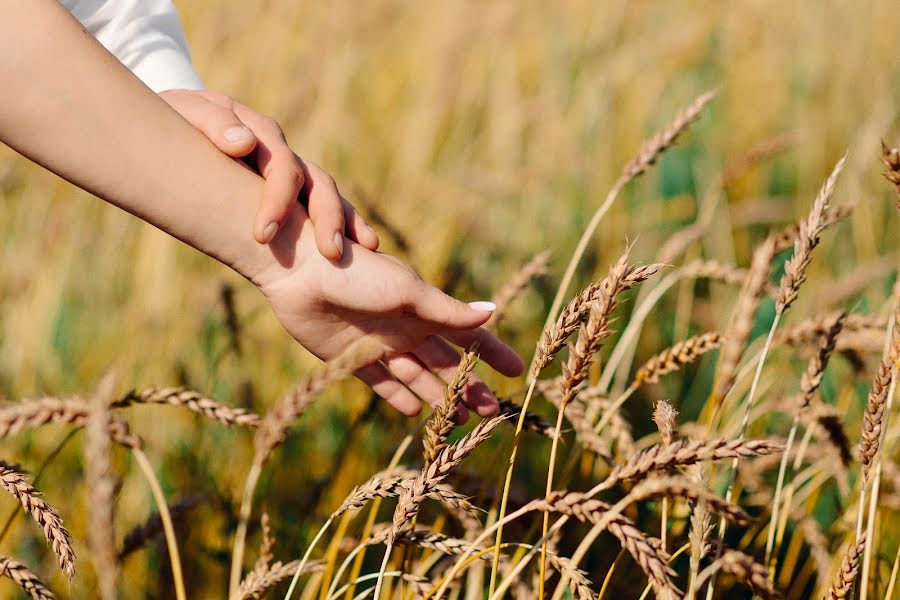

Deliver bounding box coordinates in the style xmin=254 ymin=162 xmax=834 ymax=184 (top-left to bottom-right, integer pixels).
xmin=166 ymin=94 xmax=258 ymax=158
xmin=412 ymin=285 xmax=495 ymax=330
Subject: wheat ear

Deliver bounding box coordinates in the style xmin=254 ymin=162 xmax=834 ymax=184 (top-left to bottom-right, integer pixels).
xmin=114 ymin=386 xmax=261 ymax=428
xmin=765 ymin=312 xmax=846 ymax=573
xmin=238 ymin=559 xmax=323 ymax=600
xmin=0 ymin=555 xmax=56 ymax=600
xmin=422 ymin=349 xmax=478 ymax=466
xmin=826 ymin=534 xmax=865 ymax=599
xmin=489 ymin=89 xmax=716 ymax=598
xmin=84 ymin=375 xmax=121 ymax=600
xmin=230 ymin=337 xmax=383 ymax=598
xmin=695 ymin=549 xmax=784 ymax=599
xmin=0 ymin=462 xmax=74 ymax=579
xmin=541 ymin=251 xmax=637 ymax=593
xmin=653 ymin=401 xmax=679 ymax=549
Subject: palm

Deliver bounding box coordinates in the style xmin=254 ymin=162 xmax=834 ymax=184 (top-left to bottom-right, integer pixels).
xmin=257 ymin=222 xmax=524 ymax=417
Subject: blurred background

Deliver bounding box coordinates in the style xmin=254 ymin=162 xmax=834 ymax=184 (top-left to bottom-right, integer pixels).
xmin=0 ymin=0 xmax=898 ymax=597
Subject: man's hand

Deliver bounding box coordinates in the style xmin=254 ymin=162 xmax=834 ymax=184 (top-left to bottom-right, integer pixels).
xmin=254 ymin=216 xmax=526 ymax=419
xmin=159 ymin=89 xmax=379 ymax=260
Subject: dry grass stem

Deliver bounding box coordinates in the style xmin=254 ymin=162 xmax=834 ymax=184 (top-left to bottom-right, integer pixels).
xmin=0 ymin=462 xmax=74 ymax=579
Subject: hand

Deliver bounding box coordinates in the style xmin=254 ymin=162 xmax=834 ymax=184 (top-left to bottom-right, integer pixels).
xmin=159 ymin=89 xmax=379 ymax=259
xmin=254 ymin=216 xmax=525 ymax=419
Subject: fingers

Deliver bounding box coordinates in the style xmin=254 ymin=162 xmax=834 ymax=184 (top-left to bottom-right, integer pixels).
xmin=355 ymin=363 xmax=422 ymax=416
xmin=381 ymin=353 xmax=447 ymax=409
xmin=342 ymin=198 xmax=380 ymax=251
xmin=234 ymin=113 xmax=305 ymax=244
xmin=303 ymin=163 xmax=347 ymax=260
xmin=159 ymin=90 xmax=257 ymax=158
xmin=414 ymin=337 xmax=499 ymax=417
xmin=410 ymin=284 xmax=497 ymax=331
xmin=442 ymin=328 xmax=526 ymax=377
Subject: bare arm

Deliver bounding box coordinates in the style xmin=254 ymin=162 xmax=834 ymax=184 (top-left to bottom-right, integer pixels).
xmin=0 ymin=0 xmax=524 ymax=414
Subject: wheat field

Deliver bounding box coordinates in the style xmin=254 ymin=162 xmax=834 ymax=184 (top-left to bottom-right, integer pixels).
xmin=0 ymin=1 xmax=899 ymax=598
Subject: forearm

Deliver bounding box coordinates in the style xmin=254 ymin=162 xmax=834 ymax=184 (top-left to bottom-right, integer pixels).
xmin=0 ymin=0 xmax=274 ymax=283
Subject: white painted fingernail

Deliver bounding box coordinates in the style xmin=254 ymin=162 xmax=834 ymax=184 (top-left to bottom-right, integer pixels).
xmin=225 ymin=125 xmax=253 ymax=142
xmin=333 ymin=232 xmax=344 ymax=257
xmin=468 ymin=301 xmax=496 ymax=312
xmin=262 ymin=222 xmax=278 ymax=242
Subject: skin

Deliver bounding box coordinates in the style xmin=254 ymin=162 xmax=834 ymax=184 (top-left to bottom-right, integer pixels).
xmin=0 ymin=0 xmax=524 ymax=417
xmin=159 ymin=88 xmax=380 ymax=256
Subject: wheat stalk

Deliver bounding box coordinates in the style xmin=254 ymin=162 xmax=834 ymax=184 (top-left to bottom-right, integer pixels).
xmin=0 ymin=555 xmax=56 ymax=600
xmin=636 ymin=332 xmax=724 ymax=386
xmin=391 ymin=415 xmax=506 ymax=539
xmin=114 ymin=386 xmax=261 ymax=428
xmin=84 ymin=375 xmax=120 ymax=600
xmin=230 ymin=337 xmax=384 ymax=598
xmin=765 ymin=312 xmax=846 ymax=572
xmin=709 ymin=237 xmax=776 ymax=408
xmin=490 ymin=89 xmax=716 ymax=590
xmin=423 ymin=349 xmax=478 ymax=467
xmin=238 ymin=559 xmax=323 ymax=600
xmin=695 ymin=549 xmax=784 ymax=599
xmin=653 ymin=401 xmax=679 ymax=548
xmin=825 ymin=535 xmax=865 ymax=599
xmin=0 ymin=462 xmax=74 ymax=579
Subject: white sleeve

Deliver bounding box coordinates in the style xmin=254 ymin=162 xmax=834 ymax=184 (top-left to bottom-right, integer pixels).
xmin=64 ymin=0 xmax=204 ymax=93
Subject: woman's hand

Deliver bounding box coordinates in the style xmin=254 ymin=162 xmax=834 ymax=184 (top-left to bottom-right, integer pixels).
xmin=254 ymin=216 xmax=525 ymax=418
xmin=160 ymin=89 xmax=379 ymax=258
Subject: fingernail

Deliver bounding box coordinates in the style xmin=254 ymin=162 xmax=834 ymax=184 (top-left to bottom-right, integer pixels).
xmin=468 ymin=301 xmax=496 ymax=312
xmin=225 ymin=125 xmax=254 ymax=143
xmin=333 ymin=232 xmax=344 ymax=257
xmin=262 ymin=222 xmax=278 ymax=242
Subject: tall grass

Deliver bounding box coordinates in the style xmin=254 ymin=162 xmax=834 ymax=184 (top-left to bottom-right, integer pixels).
xmin=0 ymin=1 xmax=899 ymax=598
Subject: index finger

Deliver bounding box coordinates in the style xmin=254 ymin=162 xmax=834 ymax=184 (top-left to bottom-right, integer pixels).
xmin=440 ymin=328 xmax=525 ymax=378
